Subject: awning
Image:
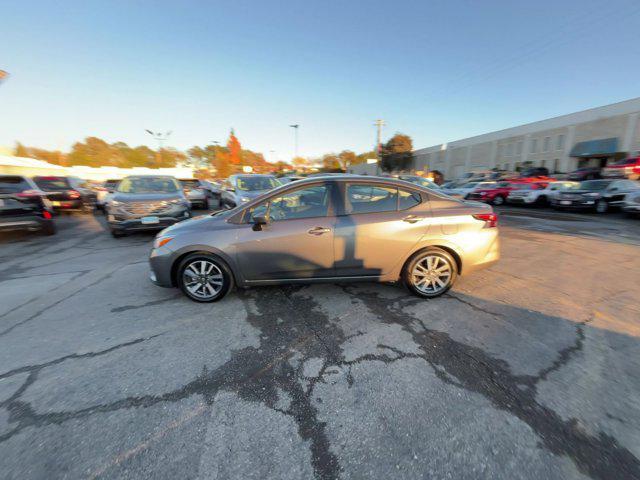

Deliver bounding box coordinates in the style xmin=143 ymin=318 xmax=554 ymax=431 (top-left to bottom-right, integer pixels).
xmin=569 ymin=138 xmax=618 ymax=157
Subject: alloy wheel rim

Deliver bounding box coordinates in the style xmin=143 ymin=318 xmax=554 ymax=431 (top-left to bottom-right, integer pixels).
xmin=412 ymin=255 xmax=452 ymax=294
xmin=183 ymin=260 xmax=224 ymax=299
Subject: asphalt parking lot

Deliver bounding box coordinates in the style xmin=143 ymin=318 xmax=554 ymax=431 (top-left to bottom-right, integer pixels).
xmin=1 ymin=206 xmax=640 ymax=480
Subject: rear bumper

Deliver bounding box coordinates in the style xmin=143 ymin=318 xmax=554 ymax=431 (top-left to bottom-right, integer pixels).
xmin=51 ymin=199 xmax=83 ymax=210
xmin=0 ymin=216 xmax=48 ymax=232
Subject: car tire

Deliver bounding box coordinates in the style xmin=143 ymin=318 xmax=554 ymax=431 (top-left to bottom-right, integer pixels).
xmin=403 ymin=248 xmax=457 ymax=299
xmin=41 ymin=220 xmax=56 ymax=236
xmin=596 ymin=199 xmax=608 ymax=214
xmin=535 ymin=196 xmax=547 ymax=207
xmin=177 ymin=253 xmax=232 ymax=302
xmin=492 ymin=196 xmax=505 ymax=206
xmin=110 ymin=229 xmax=126 ymax=238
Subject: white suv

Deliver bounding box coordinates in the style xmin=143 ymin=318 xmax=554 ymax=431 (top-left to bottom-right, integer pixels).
xmin=507 ymin=181 xmax=579 ymax=206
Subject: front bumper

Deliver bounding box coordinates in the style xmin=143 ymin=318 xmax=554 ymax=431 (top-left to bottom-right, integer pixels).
xmin=551 ymin=199 xmax=596 ymax=209
xmin=107 ymin=206 xmax=190 ymax=232
xmin=622 ymin=202 xmax=640 ymax=213
xmin=149 ymin=246 xmax=176 ymax=287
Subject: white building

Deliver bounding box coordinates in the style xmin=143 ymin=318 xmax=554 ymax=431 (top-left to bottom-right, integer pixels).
xmin=413 ymin=97 xmax=640 ymax=179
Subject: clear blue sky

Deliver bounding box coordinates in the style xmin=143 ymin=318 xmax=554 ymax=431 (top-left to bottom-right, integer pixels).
xmin=1 ymin=0 xmax=639 ymax=162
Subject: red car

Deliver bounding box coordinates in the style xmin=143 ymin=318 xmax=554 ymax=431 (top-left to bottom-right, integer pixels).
xmin=602 ymin=157 xmax=640 ymax=180
xmin=466 ymin=181 xmax=533 ymax=205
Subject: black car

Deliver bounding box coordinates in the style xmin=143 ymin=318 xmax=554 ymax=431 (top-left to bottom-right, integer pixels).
xmin=520 ymin=167 xmax=549 ymax=178
xmin=33 ymin=176 xmax=97 ymax=213
xmin=0 ymin=175 xmax=56 ymax=235
xmin=567 ymin=167 xmax=601 ymax=181
xmin=106 ymin=175 xmax=191 ymax=237
xmin=552 ymin=179 xmax=640 ymax=213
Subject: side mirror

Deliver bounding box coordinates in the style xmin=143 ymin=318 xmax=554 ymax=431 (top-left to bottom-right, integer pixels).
xmin=252 ymin=215 xmax=268 ymax=231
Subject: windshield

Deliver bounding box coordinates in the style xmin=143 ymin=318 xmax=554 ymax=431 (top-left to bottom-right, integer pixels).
xmin=579 ymin=180 xmax=610 ymax=191
xmin=117 ymin=177 xmax=179 ymax=194
xmin=236 ymin=176 xmax=280 ymax=191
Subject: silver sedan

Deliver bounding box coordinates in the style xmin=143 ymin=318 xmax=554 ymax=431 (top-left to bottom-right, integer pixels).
xmin=149 ymin=176 xmax=500 ymax=302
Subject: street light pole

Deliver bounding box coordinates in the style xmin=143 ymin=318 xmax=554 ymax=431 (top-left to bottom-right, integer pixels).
xmin=373 ymin=119 xmax=385 ymax=175
xmin=145 ymin=130 xmax=172 ymax=166
xmin=289 ymin=124 xmax=299 ymax=159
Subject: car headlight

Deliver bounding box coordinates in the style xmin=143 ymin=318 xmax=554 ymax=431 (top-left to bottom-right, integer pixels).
xmin=153 ymin=236 xmax=174 ymax=249
xmin=240 ymin=196 xmax=251 ymax=203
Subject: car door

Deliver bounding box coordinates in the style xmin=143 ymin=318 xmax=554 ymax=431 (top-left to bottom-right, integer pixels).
xmin=332 ymin=182 xmax=429 ymax=277
xmin=235 ymin=182 xmax=336 ymax=281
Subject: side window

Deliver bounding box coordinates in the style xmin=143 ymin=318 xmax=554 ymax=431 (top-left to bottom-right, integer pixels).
xmin=346 ymin=184 xmax=397 ymax=214
xmin=248 ymin=185 xmax=330 ymax=222
xmin=398 ymin=188 xmax=421 ymax=210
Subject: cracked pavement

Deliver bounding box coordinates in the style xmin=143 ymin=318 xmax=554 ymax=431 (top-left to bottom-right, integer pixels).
xmin=1 ymin=208 xmax=640 ymax=479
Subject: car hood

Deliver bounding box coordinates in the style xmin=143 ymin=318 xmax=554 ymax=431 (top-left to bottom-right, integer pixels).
xmin=159 ymin=210 xmax=233 ymax=236
xmin=112 ymin=192 xmax=184 ymax=202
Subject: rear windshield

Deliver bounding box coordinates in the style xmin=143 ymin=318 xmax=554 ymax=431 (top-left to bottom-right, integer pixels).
xmin=117 ymin=177 xmax=179 ymax=194
xmin=0 ymin=176 xmax=30 ymax=193
xmin=580 ymin=180 xmax=610 ymax=190
xmin=179 ymin=179 xmax=200 ymax=188
xmin=34 ymin=177 xmax=70 ymax=191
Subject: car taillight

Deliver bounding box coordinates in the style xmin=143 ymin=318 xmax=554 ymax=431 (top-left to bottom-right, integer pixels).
xmin=17 ymin=189 xmax=43 ymax=198
xmin=472 ymin=213 xmax=498 ymax=228
xmin=68 ymin=190 xmax=81 ymax=199
xmin=43 ymin=210 xmax=52 ymax=219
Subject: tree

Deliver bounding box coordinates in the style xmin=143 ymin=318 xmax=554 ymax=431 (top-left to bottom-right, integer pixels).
xmin=227 ymin=129 xmax=242 ymax=166
xmin=380 ymin=133 xmax=413 ymax=172
xmin=14 ymin=142 xmax=29 ymax=158
xmin=321 ymin=153 xmax=341 ymax=171
xmin=354 ymin=150 xmax=377 ymax=166
xmin=338 ymin=150 xmax=356 ymax=170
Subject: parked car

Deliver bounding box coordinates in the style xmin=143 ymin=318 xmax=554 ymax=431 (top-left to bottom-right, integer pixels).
xmin=107 ymin=175 xmax=191 ymax=237
xmin=519 ymin=167 xmax=550 ymax=178
xmin=149 ymin=176 xmax=499 ymax=302
xmin=220 ymin=174 xmax=281 ymax=209
xmin=0 ymin=175 xmax=56 ymax=235
xmin=602 ymin=156 xmax=640 ymax=180
xmin=95 ymin=179 xmax=120 ymax=210
xmin=551 ymin=179 xmax=640 ymax=213
xmin=567 ymin=167 xmax=601 ymax=181
xmin=278 ymin=175 xmax=305 ymax=183
xmin=178 ymin=179 xmax=210 ymax=210
xmin=33 ymin=176 xmax=97 ymax=213
xmin=396 ymin=174 xmax=441 ymax=190
xmin=622 ymin=190 xmax=640 ymax=217
xmin=442 ymin=181 xmax=496 ymax=199
xmin=506 ymin=181 xmax=579 ymax=206
xmin=466 ymin=181 xmax=523 ymax=205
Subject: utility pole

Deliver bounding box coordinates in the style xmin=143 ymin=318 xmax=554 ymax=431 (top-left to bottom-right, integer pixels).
xmin=373 ymin=119 xmax=385 ymax=174
xmin=145 ymin=130 xmax=172 ymax=167
xmin=289 ymin=124 xmax=299 ymax=159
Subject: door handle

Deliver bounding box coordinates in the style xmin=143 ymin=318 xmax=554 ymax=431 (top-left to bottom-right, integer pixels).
xmin=308 ymin=227 xmax=331 ymax=235
xmin=402 ymin=215 xmax=422 ymax=224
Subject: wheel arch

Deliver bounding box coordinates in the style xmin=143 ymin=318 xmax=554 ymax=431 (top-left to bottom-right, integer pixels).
xmin=170 ymin=247 xmax=237 ymax=288
xmin=400 ymin=243 xmax=462 ymax=278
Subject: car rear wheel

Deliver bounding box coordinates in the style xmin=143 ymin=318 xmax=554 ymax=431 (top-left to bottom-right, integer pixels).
xmin=178 ymin=254 xmax=232 ymax=302
xmin=403 ymin=248 xmax=457 ymax=299
xmin=492 ymin=195 xmax=504 ymax=206
xmin=41 ymin=220 xmax=56 ymax=236
xmin=110 ymin=229 xmax=126 ymax=238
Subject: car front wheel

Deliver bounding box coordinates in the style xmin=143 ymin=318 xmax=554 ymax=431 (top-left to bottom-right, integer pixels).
xmin=595 ymin=199 xmax=608 ymax=213
xmin=492 ymin=195 xmax=504 ymax=205
xmin=403 ymin=248 xmax=457 ymax=299
xmin=178 ymin=254 xmax=232 ymax=302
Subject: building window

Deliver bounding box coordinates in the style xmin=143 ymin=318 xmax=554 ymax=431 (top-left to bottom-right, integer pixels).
xmin=516 ymin=141 xmax=523 ymax=155
xmin=556 ymin=134 xmax=565 ymax=150
xmin=543 ymin=136 xmax=551 ymax=152
xmin=506 ymin=143 xmax=513 ymax=156
xmin=530 ymin=139 xmax=538 ymax=153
